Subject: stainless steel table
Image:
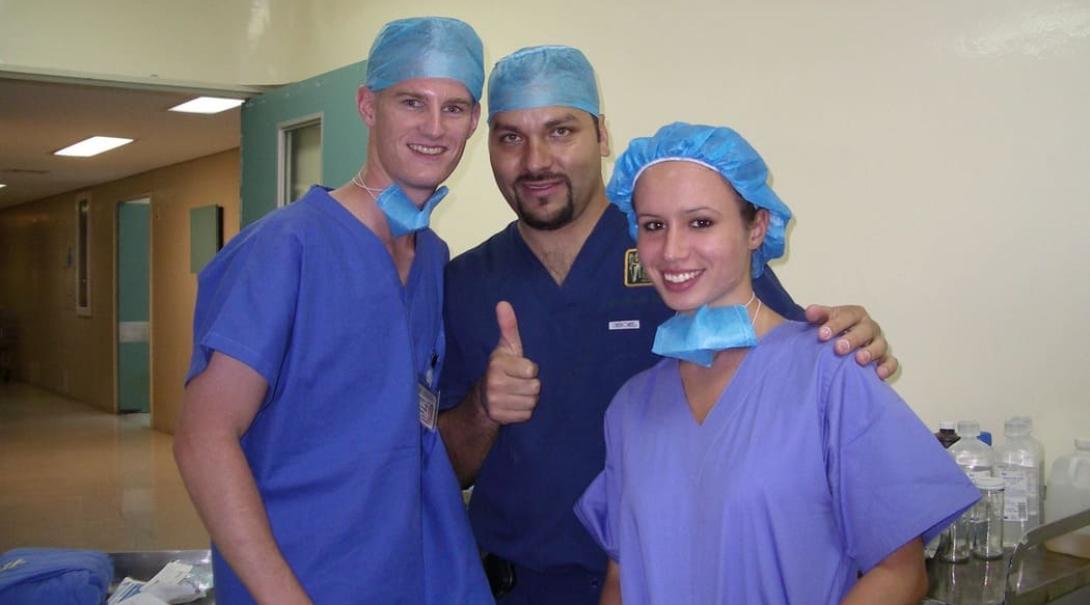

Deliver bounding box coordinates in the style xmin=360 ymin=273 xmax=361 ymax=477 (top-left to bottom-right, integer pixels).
xmin=926 ymin=509 xmax=1090 ymax=605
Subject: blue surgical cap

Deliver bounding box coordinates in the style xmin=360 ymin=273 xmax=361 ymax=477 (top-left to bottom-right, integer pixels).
xmin=487 ymin=45 xmax=600 ymax=122
xmin=607 ymin=122 xmax=792 ymax=278
xmin=366 ymin=17 xmax=485 ymax=102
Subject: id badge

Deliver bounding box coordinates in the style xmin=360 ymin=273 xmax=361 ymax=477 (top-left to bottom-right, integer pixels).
xmin=418 ymin=382 xmax=438 ymax=431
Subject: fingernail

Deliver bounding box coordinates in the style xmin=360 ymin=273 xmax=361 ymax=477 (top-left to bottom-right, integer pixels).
xmin=836 ymin=339 xmax=849 ymax=353
xmin=859 ymin=350 xmax=872 ymax=363
xmin=819 ymin=327 xmax=832 ymax=340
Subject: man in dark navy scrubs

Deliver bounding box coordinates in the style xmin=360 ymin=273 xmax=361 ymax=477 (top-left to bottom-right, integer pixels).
xmin=438 ymin=45 xmax=898 ymax=604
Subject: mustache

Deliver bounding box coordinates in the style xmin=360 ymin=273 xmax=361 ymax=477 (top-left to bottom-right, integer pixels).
xmin=515 ymin=172 xmax=570 ymax=186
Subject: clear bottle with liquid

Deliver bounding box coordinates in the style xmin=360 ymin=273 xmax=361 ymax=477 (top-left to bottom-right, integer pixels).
xmin=994 ymin=417 xmax=1042 ymax=546
xmin=949 ymin=421 xmax=994 ymax=482
xmin=1044 ymin=437 xmax=1090 ymax=558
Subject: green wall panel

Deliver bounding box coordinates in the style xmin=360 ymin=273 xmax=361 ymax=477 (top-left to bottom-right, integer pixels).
xmin=241 ymin=60 xmax=369 ymax=226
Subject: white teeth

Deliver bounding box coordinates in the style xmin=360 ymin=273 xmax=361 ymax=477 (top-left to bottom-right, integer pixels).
xmin=664 ymin=271 xmax=699 ymax=284
xmin=408 ymin=144 xmax=443 ymax=155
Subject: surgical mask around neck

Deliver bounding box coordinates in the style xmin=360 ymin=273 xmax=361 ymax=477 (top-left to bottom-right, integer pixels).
xmin=353 ymin=173 xmax=449 ymax=237
xmin=374 ymin=184 xmax=448 ymax=237
xmin=652 ymin=300 xmax=760 ymax=367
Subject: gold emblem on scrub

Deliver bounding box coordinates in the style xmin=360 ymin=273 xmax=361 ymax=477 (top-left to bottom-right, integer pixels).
xmin=624 ymin=248 xmax=653 ymax=287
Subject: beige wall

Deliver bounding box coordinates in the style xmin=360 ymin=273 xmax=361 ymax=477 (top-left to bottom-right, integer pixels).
xmin=5 ymin=0 xmax=1089 ymax=458
xmin=0 ymin=0 xmax=314 ymax=86
xmin=0 ymin=150 xmax=240 ymax=429
xmin=308 ymin=0 xmax=1090 ymax=459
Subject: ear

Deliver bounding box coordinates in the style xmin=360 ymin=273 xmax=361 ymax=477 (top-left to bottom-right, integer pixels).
xmin=358 ymin=86 xmax=378 ymax=127
xmin=748 ymin=208 xmax=770 ymax=250
xmin=597 ymin=114 xmax=611 ymax=157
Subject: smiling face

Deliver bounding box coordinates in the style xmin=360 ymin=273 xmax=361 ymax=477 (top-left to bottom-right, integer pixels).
xmin=359 ymin=77 xmax=480 ymax=202
xmin=633 ymin=161 xmax=768 ymax=314
xmin=488 ymin=106 xmax=609 ymax=231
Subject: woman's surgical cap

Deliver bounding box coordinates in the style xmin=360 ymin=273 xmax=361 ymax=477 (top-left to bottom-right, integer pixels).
xmin=365 ymin=17 xmax=485 ymax=102
xmin=607 ymin=122 xmax=792 ymax=278
xmin=487 ymin=45 xmax=600 ymax=122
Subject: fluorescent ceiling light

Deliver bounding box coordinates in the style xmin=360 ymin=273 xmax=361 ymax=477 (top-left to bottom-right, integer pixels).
xmin=54 ymin=136 xmax=134 ymax=157
xmin=0 ymin=184 xmax=6 ymax=189
xmin=169 ymin=96 xmax=245 ymax=114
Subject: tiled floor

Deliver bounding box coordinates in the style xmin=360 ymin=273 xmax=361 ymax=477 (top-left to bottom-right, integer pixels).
xmin=0 ymin=382 xmax=209 ymax=552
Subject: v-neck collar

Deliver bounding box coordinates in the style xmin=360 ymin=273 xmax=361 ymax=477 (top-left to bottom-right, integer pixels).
xmin=507 ymin=205 xmax=623 ymax=293
xmin=312 ymin=186 xmax=427 ymax=296
xmin=668 ymin=320 xmax=797 ymax=430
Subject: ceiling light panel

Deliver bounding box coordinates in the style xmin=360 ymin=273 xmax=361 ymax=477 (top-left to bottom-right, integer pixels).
xmin=169 ymin=97 xmax=245 ymax=114
xmin=54 ymin=136 xmax=134 ymax=157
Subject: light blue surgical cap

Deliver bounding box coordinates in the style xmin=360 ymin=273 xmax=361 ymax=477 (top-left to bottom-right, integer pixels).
xmin=607 ymin=122 xmax=792 ymax=278
xmin=366 ymin=17 xmax=485 ymax=102
xmin=487 ymin=45 xmax=600 ymax=122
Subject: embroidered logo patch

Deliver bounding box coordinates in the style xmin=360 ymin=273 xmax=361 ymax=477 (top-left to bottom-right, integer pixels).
xmin=609 ymin=320 xmax=641 ymax=330
xmin=624 ymin=248 xmax=653 ymax=287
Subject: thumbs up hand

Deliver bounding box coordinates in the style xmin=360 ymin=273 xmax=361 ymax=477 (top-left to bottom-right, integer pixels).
xmin=479 ymin=301 xmax=540 ymax=424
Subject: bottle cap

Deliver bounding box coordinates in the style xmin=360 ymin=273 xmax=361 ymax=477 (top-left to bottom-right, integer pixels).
xmin=974 ymin=476 xmax=1005 ymax=490
xmin=1012 ymin=415 xmax=1034 ymax=432
xmin=1005 ymin=417 xmax=1029 ymax=436
xmin=939 ymin=420 xmax=956 ymax=430
xmin=957 ymin=420 xmax=980 ymax=438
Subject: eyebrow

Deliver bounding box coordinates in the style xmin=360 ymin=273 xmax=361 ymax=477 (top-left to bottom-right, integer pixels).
xmin=391 ymin=90 xmax=474 ymax=107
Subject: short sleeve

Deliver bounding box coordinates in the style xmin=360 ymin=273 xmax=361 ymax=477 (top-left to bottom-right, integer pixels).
xmin=823 ymin=357 xmax=979 ymax=571
xmin=574 ymin=396 xmax=624 ymax=562
xmin=438 ymin=260 xmax=494 ymax=412
xmin=186 ymin=226 xmax=302 ymax=389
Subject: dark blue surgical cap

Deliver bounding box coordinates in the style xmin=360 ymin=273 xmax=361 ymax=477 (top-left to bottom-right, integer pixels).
xmin=608 ymin=122 xmax=792 ymax=278
xmin=366 ymin=17 xmax=485 ymax=102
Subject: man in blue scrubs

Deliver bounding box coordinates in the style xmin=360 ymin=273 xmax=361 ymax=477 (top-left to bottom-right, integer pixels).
xmin=174 ymin=18 xmax=491 ymax=604
xmin=438 ymin=45 xmax=899 ymax=604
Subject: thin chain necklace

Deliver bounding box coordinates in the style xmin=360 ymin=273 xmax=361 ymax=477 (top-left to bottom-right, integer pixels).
xmin=350 ymin=171 xmax=385 ymax=200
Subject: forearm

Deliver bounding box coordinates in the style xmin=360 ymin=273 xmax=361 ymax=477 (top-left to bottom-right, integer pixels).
xmin=840 ymin=539 xmax=927 ymax=605
xmin=174 ymin=432 xmax=312 ymax=605
xmin=437 ymin=383 xmax=500 ymax=488
xmin=599 ymin=560 xmax=622 ymax=605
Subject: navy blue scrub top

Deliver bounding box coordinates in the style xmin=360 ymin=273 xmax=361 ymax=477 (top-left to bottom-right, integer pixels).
xmin=440 ymin=205 xmax=803 ymax=574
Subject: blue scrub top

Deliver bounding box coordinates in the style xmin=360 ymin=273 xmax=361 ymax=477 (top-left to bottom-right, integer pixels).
xmin=576 ymin=321 xmax=979 ymax=604
xmin=188 ymin=186 xmax=489 ymax=604
xmin=440 ymin=205 xmax=803 ymax=575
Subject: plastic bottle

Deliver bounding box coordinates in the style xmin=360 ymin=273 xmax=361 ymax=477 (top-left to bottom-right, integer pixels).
xmin=1044 ymin=438 xmax=1090 ymax=558
xmin=949 ymin=421 xmax=994 ymax=482
xmin=994 ymin=417 xmax=1041 ymax=546
xmin=1012 ymin=416 xmax=1046 ymax=516
xmin=935 ymin=421 xmax=960 ymax=449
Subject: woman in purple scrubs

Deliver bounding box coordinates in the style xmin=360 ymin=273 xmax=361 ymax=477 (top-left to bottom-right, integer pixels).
xmin=576 ymin=122 xmax=978 ymax=605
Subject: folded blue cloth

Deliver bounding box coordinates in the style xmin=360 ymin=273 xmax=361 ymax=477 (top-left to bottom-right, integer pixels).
xmin=0 ymin=548 xmax=113 ymax=605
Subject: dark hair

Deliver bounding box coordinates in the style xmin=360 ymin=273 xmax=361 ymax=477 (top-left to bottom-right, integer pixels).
xmin=740 ymin=201 xmax=758 ymax=225
xmin=589 ymin=113 xmax=602 ymax=142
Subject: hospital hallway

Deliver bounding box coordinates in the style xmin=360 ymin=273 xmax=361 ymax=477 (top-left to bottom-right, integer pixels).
xmin=0 ymin=381 xmax=209 ymax=553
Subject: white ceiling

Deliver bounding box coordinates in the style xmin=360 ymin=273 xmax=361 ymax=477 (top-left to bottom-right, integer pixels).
xmin=0 ymin=77 xmax=248 ymax=209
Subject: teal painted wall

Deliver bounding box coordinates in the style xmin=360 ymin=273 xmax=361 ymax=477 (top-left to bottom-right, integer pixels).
xmin=241 ymin=60 xmax=368 ymax=226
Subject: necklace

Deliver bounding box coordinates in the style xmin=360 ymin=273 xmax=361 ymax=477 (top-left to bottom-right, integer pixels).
xmin=350 ymin=171 xmax=385 ymax=199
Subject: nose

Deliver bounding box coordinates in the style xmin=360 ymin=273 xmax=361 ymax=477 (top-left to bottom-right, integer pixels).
xmin=524 ymin=137 xmax=553 ymax=173
xmin=662 ymin=225 xmax=688 ymax=261
xmin=421 ymin=105 xmax=445 ymax=139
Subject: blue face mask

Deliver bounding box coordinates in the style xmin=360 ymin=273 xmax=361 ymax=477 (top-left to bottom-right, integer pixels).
xmin=652 ymin=303 xmax=758 ymax=368
xmin=374 ymin=184 xmax=449 ymax=237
